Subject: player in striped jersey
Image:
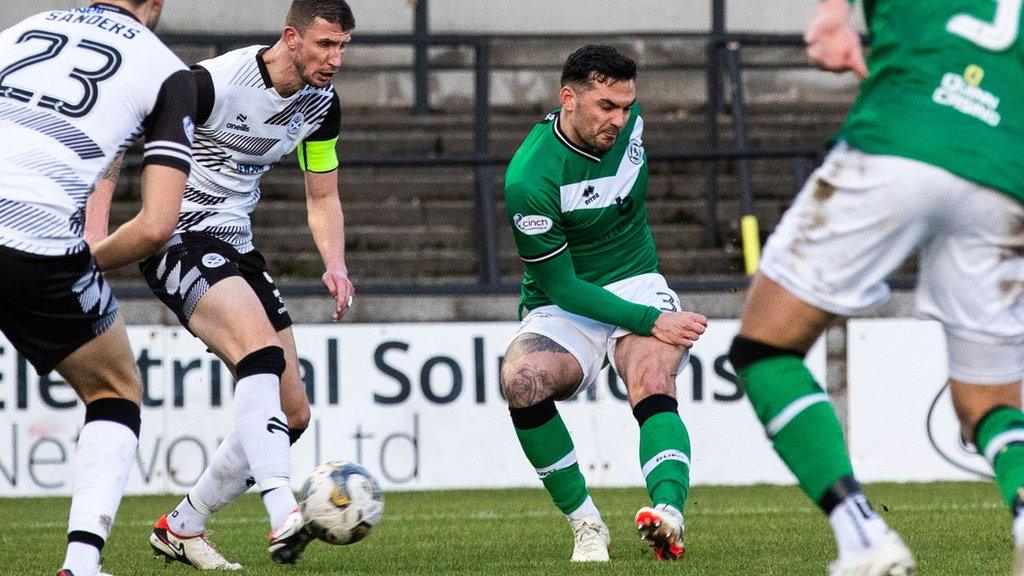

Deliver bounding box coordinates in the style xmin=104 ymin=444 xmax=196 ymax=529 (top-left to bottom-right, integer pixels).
xmin=88 ymin=0 xmax=353 ymax=569
xmin=0 ymin=2 xmax=196 ymax=576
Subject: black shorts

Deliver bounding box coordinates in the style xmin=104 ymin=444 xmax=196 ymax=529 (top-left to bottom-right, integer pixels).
xmin=0 ymin=245 xmax=120 ymax=374
xmin=140 ymin=232 xmax=292 ymax=333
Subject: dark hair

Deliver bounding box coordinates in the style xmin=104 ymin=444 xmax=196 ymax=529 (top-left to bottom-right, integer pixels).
xmin=286 ymin=0 xmax=356 ymax=32
xmin=560 ymin=45 xmax=637 ymax=88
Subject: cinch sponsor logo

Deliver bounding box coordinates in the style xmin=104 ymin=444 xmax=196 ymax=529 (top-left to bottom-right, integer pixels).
xmin=513 ymin=213 xmax=553 ymax=235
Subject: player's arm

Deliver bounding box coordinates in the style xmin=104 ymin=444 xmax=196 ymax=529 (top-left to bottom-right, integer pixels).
xmin=85 ymin=66 xmax=210 ymax=249
xmin=300 ymin=91 xmax=353 ymax=322
xmin=84 ymin=151 xmax=125 ymax=246
xmin=90 ymin=69 xmax=197 ymax=271
xmin=525 ymin=253 xmax=705 ymax=348
xmin=806 ymin=0 xmax=867 ymax=78
xmin=507 ymin=181 xmax=704 ymax=346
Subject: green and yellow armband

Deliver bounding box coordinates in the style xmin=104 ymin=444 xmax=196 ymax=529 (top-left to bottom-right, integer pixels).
xmin=297 ymin=137 xmax=339 ymax=173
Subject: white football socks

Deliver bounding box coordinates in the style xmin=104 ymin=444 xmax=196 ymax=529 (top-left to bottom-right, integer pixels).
xmin=567 ymin=495 xmax=601 ymax=522
xmin=170 ymin=429 xmax=252 ymax=536
xmin=828 ymin=493 xmax=891 ymax=562
xmin=61 ymin=542 xmax=101 ymax=576
xmin=233 ymin=372 xmax=297 ymax=528
xmin=63 ymin=420 xmax=138 ymax=575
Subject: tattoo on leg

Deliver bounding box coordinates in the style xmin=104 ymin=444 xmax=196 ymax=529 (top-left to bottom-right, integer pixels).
xmin=506 ymin=364 xmax=551 ymax=408
xmin=517 ymin=335 xmax=571 ymax=356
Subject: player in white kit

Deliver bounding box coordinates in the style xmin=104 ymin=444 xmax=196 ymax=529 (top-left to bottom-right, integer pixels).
xmin=0 ymin=2 xmax=196 ymax=575
xmin=87 ymin=0 xmax=355 ymax=569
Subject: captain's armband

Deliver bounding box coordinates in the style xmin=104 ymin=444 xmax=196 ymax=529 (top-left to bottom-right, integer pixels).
xmin=298 ymin=137 xmax=339 ymax=173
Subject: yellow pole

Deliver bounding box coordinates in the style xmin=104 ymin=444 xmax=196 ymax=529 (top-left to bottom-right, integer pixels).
xmin=740 ymin=214 xmax=761 ymax=276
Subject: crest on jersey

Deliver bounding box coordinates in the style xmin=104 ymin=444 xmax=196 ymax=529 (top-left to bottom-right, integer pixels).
xmin=627 ymin=138 xmax=644 ymax=165
xmin=287 ymin=112 xmax=305 ymax=136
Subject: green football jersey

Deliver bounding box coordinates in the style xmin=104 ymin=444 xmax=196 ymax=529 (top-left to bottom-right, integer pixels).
xmin=505 ymin=106 xmax=659 ymax=313
xmin=839 ymin=0 xmax=1024 ymax=201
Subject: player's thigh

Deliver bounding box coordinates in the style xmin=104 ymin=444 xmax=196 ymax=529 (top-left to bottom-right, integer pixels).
xmin=738 ymin=273 xmax=837 ymax=353
xmin=276 ymin=326 xmax=311 ymax=429
xmin=501 ymin=332 xmax=585 ymax=408
xmin=918 ymin=183 xmax=1024 ymax=387
xmin=56 ymin=316 xmax=142 ymax=405
xmin=188 ymin=277 xmax=281 ymax=366
xmin=949 ymin=378 xmax=1022 ymax=439
xmin=612 ymin=333 xmax=686 ymax=408
xmin=142 ymin=235 xmax=280 ymax=363
xmin=757 ymin=145 xmax=937 ymax=334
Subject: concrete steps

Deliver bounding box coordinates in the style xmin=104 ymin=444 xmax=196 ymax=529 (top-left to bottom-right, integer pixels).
xmin=102 ymin=105 xmax=845 ymax=284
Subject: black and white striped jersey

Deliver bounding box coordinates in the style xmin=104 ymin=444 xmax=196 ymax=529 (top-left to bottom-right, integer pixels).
xmin=180 ymin=45 xmax=341 ymax=253
xmin=0 ymin=4 xmax=195 ymax=256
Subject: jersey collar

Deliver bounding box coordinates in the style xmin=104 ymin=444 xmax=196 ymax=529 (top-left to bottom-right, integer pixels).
xmin=551 ymin=112 xmax=602 ymax=163
xmin=256 ymin=47 xmax=275 ymax=90
xmin=89 ymin=3 xmax=142 ymax=23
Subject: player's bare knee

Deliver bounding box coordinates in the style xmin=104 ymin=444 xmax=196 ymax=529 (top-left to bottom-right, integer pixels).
xmin=620 ymin=344 xmax=682 ymax=403
xmin=500 ymin=356 xmax=562 ymax=409
xmin=625 ymin=364 xmax=676 ymax=406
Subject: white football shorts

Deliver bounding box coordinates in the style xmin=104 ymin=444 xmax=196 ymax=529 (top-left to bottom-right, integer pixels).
xmin=760 ymin=143 xmax=1024 ymax=384
xmin=512 ymin=273 xmax=691 ymax=393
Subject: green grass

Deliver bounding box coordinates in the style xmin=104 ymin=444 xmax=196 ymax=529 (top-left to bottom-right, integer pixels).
xmin=0 ymin=482 xmax=1010 ymax=575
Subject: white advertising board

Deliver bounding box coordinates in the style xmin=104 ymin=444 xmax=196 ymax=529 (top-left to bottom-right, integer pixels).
xmin=0 ymin=320 xmax=823 ymax=496
xmin=847 ymin=319 xmax=990 ymax=483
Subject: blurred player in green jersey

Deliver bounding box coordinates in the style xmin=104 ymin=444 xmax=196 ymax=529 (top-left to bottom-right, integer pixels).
xmin=730 ymin=0 xmax=1024 ymax=574
xmin=501 ymin=45 xmax=708 ymax=562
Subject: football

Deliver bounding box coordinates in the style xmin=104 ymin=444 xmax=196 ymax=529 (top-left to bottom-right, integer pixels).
xmin=299 ymin=461 xmax=385 ymax=545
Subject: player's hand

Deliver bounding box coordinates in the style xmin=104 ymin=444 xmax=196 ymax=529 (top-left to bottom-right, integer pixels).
xmin=804 ymin=0 xmax=868 ymax=79
xmin=650 ymin=311 xmax=708 ymax=349
xmin=322 ymin=268 xmax=354 ymax=323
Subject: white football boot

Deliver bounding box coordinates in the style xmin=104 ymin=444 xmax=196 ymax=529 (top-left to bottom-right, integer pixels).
xmin=268 ymin=508 xmax=314 ymax=565
xmin=635 ymin=504 xmax=685 ymax=560
xmin=827 ymin=531 xmax=916 ymax=576
xmin=569 ymin=515 xmax=611 ymax=562
xmin=149 ymin=514 xmax=242 ymax=570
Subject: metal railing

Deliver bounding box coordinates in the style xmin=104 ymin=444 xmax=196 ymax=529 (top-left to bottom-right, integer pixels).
xmin=152 ymin=1 xmax=846 ymax=296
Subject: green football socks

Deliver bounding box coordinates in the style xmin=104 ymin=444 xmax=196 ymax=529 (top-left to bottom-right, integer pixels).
xmin=634 ymin=395 xmax=691 ymax=513
xmin=975 ymin=406 xmax=1024 ymax=509
xmin=731 ymin=337 xmax=852 ymax=505
xmin=510 ymin=400 xmax=589 ymax=515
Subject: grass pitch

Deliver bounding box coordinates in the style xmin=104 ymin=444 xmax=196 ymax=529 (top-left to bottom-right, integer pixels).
xmin=0 ymin=482 xmax=1009 ymax=575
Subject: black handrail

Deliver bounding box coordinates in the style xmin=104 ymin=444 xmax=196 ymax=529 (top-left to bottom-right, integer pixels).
xmin=145 ymin=13 xmax=852 ymax=294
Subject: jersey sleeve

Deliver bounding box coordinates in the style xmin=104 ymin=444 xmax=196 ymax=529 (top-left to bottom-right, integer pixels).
xmin=297 ymin=90 xmax=341 ymax=173
xmin=505 ymin=180 xmax=567 ymax=263
xmin=505 ymin=180 xmax=660 ymax=335
xmin=141 ymin=69 xmax=197 ymax=174
xmin=191 ymin=65 xmax=215 ymax=125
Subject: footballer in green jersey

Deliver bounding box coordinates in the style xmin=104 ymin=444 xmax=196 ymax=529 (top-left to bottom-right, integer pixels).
xmin=499 ymin=45 xmax=708 ymax=562
xmin=729 ymin=1 xmax=1024 ymax=575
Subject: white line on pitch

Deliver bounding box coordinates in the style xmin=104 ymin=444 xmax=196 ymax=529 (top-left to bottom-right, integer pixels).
xmin=11 ymin=501 xmax=1003 ymax=531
